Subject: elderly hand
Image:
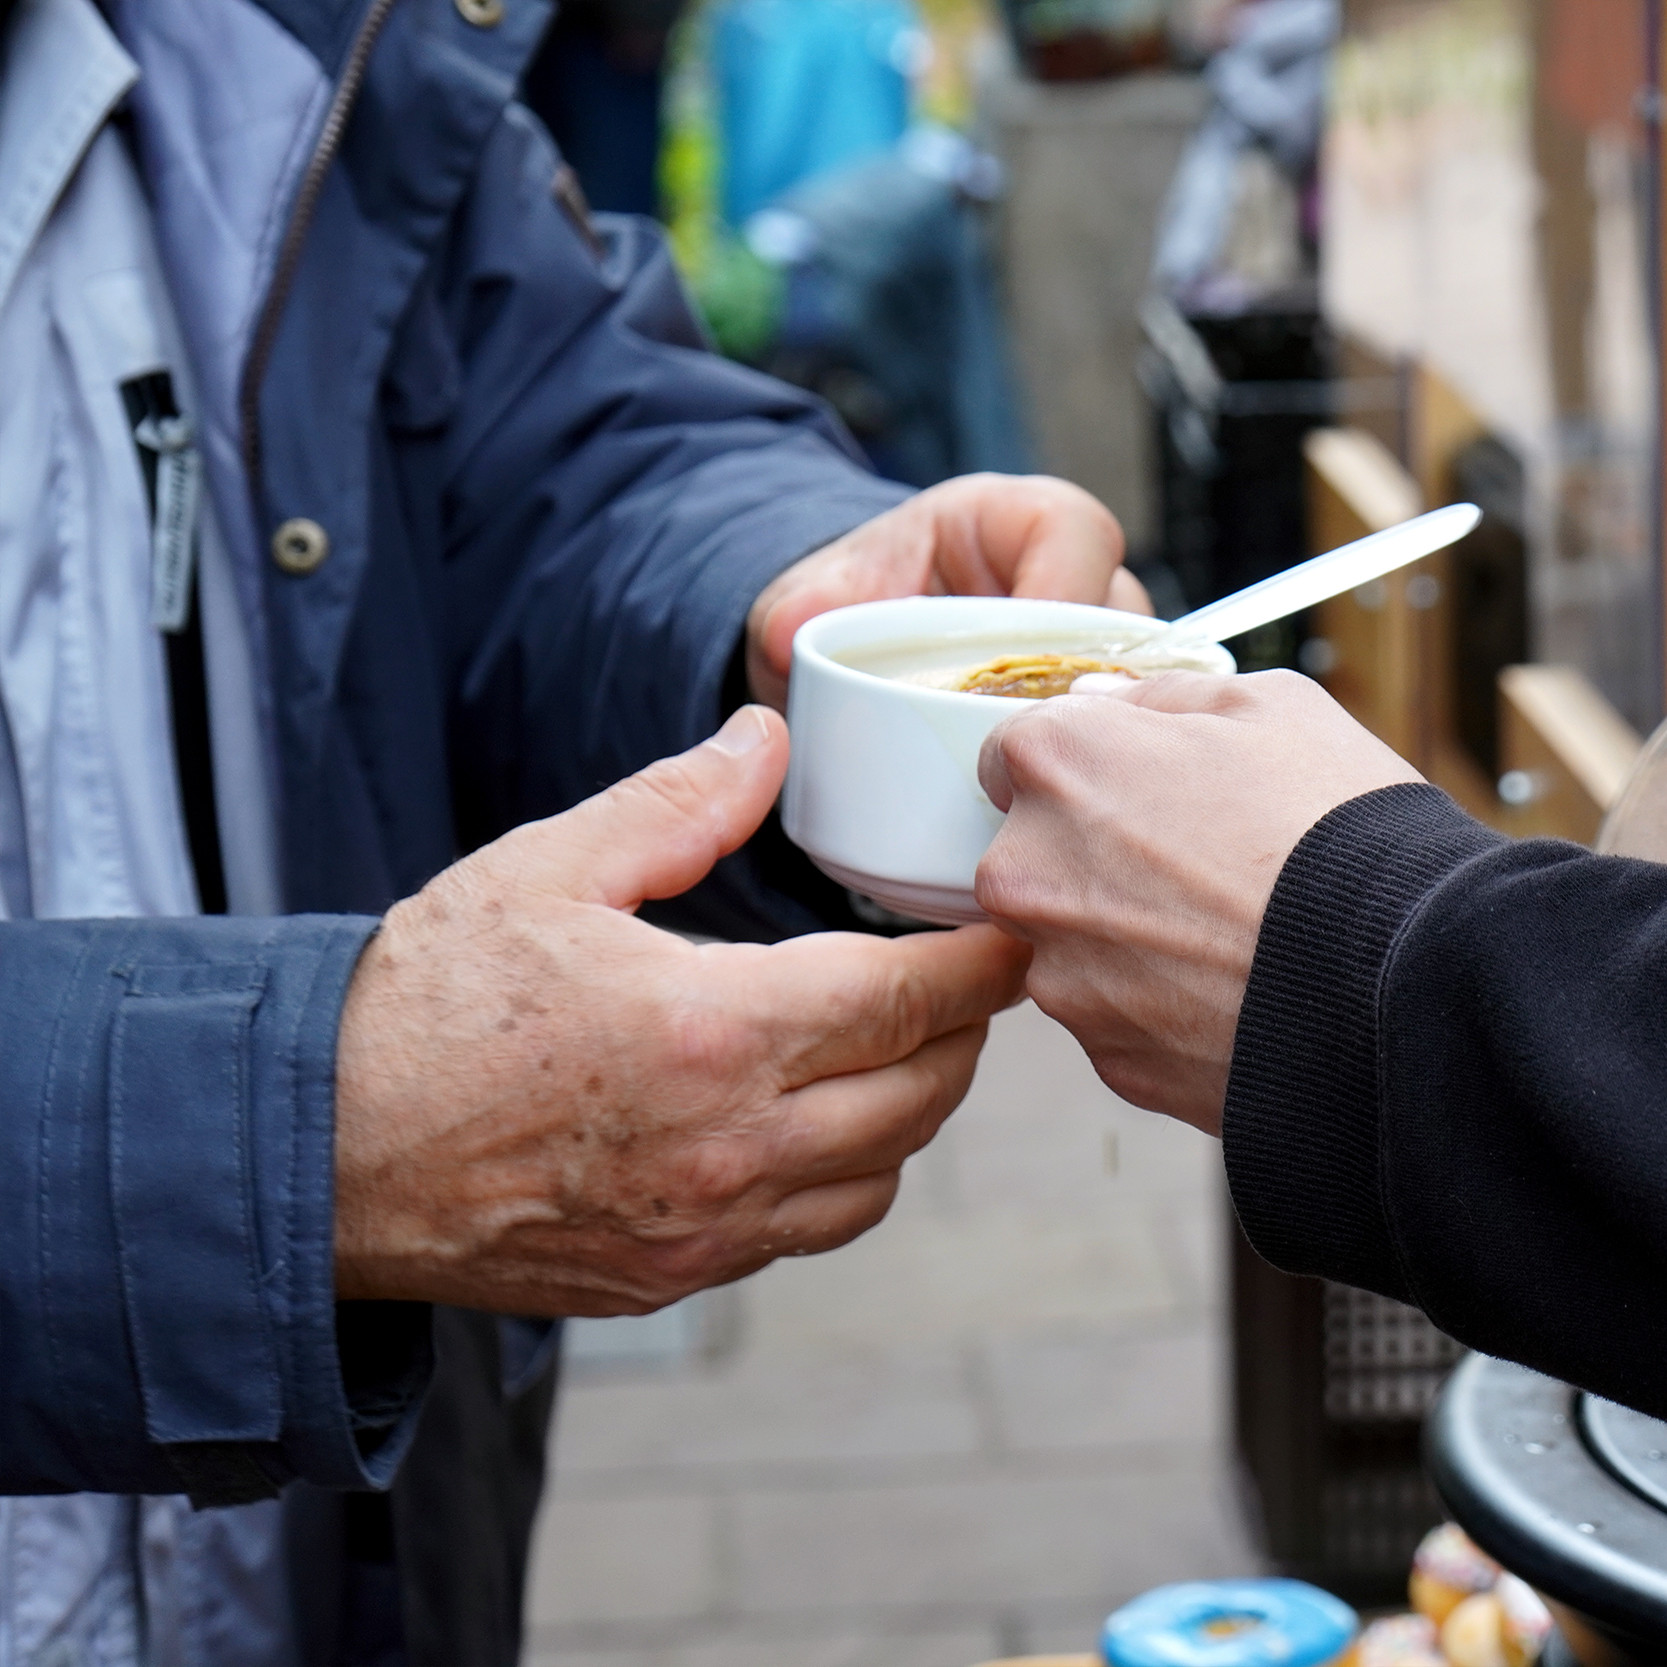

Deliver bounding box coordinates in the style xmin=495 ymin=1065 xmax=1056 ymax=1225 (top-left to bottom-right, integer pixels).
xmin=745 ymin=473 xmax=1150 ymax=710
xmin=334 ymin=706 xmax=1028 ymax=1316
xmin=974 ymin=670 xmax=1421 ymax=1134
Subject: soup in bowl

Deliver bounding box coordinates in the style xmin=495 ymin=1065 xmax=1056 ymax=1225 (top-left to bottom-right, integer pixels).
xmin=782 ymin=596 xmax=1235 ymax=924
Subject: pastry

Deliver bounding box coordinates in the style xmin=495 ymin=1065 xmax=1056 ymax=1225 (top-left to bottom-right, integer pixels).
xmin=1495 ymin=1574 xmax=1553 ymax=1667
xmin=1410 ymin=1524 xmax=1501 ymax=1626
xmin=1440 ymin=1594 xmax=1508 ymax=1667
xmin=1351 ymin=1613 xmax=1445 ymax=1667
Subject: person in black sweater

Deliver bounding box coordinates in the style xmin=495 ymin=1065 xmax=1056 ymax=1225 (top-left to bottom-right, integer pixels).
xmin=974 ymin=668 xmax=1667 ymax=1420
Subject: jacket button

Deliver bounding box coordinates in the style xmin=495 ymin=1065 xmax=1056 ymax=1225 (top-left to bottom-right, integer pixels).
xmin=453 ymin=0 xmax=504 ymax=25
xmin=271 ymin=518 xmax=330 ymax=575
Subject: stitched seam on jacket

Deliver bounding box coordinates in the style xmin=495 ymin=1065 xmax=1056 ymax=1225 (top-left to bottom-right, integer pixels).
xmin=36 ymin=932 xmax=98 ymax=1475
xmin=282 ymin=920 xmax=333 ymax=1454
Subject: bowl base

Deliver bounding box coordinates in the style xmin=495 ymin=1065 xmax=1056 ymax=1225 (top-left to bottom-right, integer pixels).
xmin=810 ymin=857 xmax=989 ymax=927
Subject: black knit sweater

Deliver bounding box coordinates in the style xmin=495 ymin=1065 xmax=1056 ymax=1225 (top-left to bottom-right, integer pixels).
xmin=1224 ymin=784 xmax=1667 ymax=1419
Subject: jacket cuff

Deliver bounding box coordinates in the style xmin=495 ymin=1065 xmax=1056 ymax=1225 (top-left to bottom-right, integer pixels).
xmin=1222 ymin=784 xmax=1507 ymax=1296
xmin=19 ymin=914 xmax=429 ymax=1502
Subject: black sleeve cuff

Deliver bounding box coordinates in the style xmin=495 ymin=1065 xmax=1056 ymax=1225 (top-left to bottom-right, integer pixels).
xmin=1222 ymin=783 xmax=1507 ymax=1296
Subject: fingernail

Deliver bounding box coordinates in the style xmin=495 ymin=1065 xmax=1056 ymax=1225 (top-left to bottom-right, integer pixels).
xmin=1068 ymin=672 xmax=1137 ymax=697
xmin=710 ymin=706 xmax=771 ymax=756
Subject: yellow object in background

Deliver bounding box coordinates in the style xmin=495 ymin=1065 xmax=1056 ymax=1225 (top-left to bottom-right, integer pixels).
xmin=914 ymin=0 xmax=1002 ymax=128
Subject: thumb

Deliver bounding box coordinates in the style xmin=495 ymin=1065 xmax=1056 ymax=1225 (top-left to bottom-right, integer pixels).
xmin=525 ymin=706 xmax=790 ymax=910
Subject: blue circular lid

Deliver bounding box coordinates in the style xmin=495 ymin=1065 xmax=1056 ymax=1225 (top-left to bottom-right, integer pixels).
xmin=1100 ymin=1579 xmax=1358 ymax=1667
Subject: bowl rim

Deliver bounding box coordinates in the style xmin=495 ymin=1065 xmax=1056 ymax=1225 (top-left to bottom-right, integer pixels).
xmin=790 ymin=595 xmax=1233 ymax=707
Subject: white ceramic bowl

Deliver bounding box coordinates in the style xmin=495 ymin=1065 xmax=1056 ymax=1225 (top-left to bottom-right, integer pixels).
xmin=781 ymin=596 xmax=1236 ymax=925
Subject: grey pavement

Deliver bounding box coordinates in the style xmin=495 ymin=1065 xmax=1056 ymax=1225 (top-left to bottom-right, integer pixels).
xmin=523 ymin=1000 xmax=1262 ymax=1667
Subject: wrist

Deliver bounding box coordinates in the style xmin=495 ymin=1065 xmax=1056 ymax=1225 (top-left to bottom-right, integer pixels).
xmin=332 ymin=920 xmax=415 ymax=1302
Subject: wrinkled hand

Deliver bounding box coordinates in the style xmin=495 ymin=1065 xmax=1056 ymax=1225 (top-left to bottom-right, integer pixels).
xmin=333 ymin=707 xmax=1028 ymax=1316
xmin=975 ymin=671 xmax=1421 ymax=1134
xmin=745 ymin=473 xmax=1149 ymax=710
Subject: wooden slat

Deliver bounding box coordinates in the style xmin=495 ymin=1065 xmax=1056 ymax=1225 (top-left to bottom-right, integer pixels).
xmin=971 ymin=1656 xmax=1096 ymax=1667
xmin=1406 ymin=365 xmax=1490 ymax=795
xmin=1304 ymin=427 xmax=1426 ymax=762
xmin=1407 ymin=362 xmax=1489 ymax=510
xmin=1497 ymin=664 xmax=1643 ymax=843
xmin=1305 ymin=427 xmax=1421 ymax=532
xmin=1305 ymin=420 xmax=1646 ymax=845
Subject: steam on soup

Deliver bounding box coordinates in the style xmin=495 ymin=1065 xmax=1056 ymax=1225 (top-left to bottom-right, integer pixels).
xmin=835 ymin=634 xmax=1217 ymax=699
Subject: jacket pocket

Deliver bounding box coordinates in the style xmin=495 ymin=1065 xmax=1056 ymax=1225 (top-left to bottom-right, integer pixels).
xmin=109 ymin=964 xmax=283 ymax=1446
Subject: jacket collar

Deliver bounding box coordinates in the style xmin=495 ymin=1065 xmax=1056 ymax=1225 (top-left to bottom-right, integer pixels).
xmin=0 ymin=0 xmax=136 ymax=317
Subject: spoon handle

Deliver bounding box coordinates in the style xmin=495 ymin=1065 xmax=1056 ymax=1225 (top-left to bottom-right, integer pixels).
xmin=1152 ymin=502 xmax=1482 ymax=650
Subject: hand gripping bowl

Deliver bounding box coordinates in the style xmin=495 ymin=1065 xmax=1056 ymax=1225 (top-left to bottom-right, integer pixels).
xmin=781 ymin=596 xmax=1236 ymax=925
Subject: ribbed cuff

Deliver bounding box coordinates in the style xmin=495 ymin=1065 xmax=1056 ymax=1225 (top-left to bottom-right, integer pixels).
xmin=1223 ymin=784 xmax=1506 ymax=1295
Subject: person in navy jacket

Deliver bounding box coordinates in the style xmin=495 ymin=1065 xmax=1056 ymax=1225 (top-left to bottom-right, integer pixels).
xmin=0 ymin=0 xmax=1149 ymax=1656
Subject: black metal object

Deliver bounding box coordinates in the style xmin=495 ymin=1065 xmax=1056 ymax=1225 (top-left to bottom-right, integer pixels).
xmin=1231 ymin=1217 xmax=1465 ymax=1605
xmin=1426 ymin=1355 xmax=1667 ymax=1664
xmin=1448 ymin=436 xmax=1530 ymax=778
xmin=1142 ymin=296 xmax=1343 ymax=670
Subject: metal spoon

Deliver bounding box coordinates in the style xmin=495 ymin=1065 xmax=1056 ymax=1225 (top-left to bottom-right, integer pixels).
xmin=1139 ymin=502 xmax=1482 ymax=654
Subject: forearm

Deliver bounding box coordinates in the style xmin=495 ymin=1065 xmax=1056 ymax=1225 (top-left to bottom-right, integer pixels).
xmin=0 ymin=914 xmax=430 ymax=1502
xmin=1224 ymin=785 xmax=1667 ymax=1418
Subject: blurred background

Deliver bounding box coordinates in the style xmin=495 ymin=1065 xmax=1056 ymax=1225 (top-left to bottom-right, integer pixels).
xmin=516 ymin=3 xmax=1664 ymax=1664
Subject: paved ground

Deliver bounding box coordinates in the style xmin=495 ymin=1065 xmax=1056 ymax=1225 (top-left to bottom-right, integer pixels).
xmin=523 ymin=1000 xmax=1262 ymax=1667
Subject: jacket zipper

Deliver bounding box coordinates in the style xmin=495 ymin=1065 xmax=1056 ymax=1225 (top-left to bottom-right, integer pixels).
xmin=237 ymin=0 xmax=404 ymax=490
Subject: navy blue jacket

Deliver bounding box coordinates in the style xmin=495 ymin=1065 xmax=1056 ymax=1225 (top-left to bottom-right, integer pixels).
xmin=1 ymin=0 xmax=905 ymax=1501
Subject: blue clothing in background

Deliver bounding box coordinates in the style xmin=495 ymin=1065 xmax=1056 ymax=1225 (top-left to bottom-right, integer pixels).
xmin=711 ymin=0 xmax=922 ymax=225
xmin=764 ymin=140 xmax=1033 ymax=487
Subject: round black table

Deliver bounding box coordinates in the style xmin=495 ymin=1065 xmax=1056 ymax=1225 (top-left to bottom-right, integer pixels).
xmin=1425 ymin=1356 xmax=1667 ymax=1665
